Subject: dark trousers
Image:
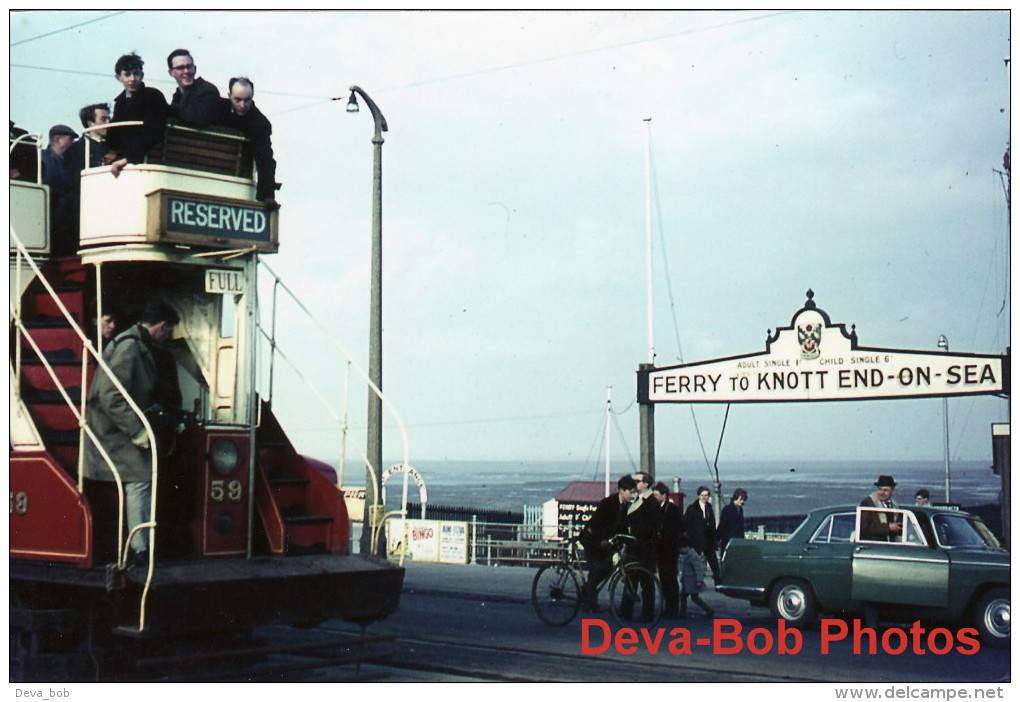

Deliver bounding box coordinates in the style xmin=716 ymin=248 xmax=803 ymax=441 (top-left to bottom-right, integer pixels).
xmin=583 ymin=545 xmax=611 ymax=608
xmin=700 ymin=544 xmax=721 ymax=581
xmin=658 ymin=547 xmax=680 ymax=615
xmin=680 ymin=587 xmax=713 ymax=616
xmin=618 ymin=555 xmax=655 ymax=620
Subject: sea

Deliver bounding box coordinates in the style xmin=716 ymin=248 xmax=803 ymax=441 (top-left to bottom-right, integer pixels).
xmin=384 ymin=458 xmax=1003 ymax=518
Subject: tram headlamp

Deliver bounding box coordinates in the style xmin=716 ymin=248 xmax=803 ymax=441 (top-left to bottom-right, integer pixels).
xmin=210 ymin=439 xmax=239 ymax=475
xmin=213 ymin=509 xmax=234 ymax=534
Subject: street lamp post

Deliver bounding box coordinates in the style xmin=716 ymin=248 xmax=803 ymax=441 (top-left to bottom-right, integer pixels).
xmin=347 ymin=85 xmax=388 ymax=557
xmin=938 ymin=334 xmax=950 ymax=503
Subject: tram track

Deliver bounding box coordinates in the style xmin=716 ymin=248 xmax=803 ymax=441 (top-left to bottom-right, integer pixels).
xmin=305 ymin=623 xmax=815 ymax=683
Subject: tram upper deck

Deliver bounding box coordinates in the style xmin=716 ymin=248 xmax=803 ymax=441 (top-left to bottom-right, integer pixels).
xmin=11 ymin=122 xmax=278 ymax=258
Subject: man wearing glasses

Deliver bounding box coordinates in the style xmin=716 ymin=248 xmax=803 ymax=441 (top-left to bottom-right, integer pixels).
xmin=167 ymin=49 xmax=221 ymax=129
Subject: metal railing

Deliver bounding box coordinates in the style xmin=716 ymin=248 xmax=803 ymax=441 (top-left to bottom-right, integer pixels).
xmin=9 ymin=225 xmax=160 ymax=631
xmin=257 ymin=259 xmax=413 ymax=558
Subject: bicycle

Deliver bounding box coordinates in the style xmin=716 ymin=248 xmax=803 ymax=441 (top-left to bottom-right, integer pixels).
xmin=531 ymin=533 xmax=663 ymax=627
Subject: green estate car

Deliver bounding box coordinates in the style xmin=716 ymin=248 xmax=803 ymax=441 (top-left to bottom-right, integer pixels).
xmin=717 ymin=505 xmax=1010 ymax=647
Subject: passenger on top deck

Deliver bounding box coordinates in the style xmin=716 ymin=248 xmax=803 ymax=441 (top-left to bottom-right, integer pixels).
xmin=105 ymin=53 xmax=168 ymax=177
xmin=221 ymin=77 xmax=279 ymax=209
xmin=41 ymin=124 xmax=79 ymax=256
xmin=64 ymin=103 xmax=112 ymax=239
xmin=167 ymin=49 xmax=221 ymax=129
xmin=65 ymin=103 xmax=111 ymax=172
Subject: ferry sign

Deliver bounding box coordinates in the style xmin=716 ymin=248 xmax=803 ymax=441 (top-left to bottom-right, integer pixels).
xmin=639 ymin=293 xmax=1008 ymax=404
xmin=147 ymin=189 xmax=279 ymax=252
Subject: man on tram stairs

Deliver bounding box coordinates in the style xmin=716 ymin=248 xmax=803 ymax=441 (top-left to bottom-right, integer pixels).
xmin=83 ymin=301 xmax=180 ymax=566
xmin=167 ymin=48 xmax=221 ymax=129
xmin=105 ymin=53 xmax=168 ymax=177
xmin=221 ymin=76 xmax=279 ymax=208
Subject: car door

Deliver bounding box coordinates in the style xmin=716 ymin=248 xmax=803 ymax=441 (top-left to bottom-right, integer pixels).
xmin=851 ymin=508 xmax=949 ymax=607
xmin=799 ymin=511 xmax=856 ymax=604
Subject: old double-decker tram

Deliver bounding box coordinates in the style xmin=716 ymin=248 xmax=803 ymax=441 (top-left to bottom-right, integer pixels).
xmin=10 ymin=122 xmax=405 ymax=680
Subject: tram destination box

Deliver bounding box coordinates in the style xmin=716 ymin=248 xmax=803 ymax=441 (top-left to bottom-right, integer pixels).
xmin=147 ymin=189 xmax=279 ymax=253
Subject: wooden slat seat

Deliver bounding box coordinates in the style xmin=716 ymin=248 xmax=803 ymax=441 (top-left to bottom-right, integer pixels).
xmin=146 ymin=124 xmax=253 ymax=179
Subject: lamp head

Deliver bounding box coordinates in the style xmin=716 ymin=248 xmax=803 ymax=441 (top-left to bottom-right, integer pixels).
xmin=346 ymin=91 xmax=360 ymax=114
xmin=937 ymin=334 xmax=948 ymax=350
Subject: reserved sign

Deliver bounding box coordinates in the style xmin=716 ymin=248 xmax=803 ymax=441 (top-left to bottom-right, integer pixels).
xmin=148 ymin=189 xmax=279 ymax=252
xmin=170 ymin=198 xmax=268 ymax=237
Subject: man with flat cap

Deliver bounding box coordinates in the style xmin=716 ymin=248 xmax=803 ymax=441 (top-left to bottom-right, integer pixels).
xmin=41 ymin=124 xmax=79 ymax=255
xmin=859 ymin=475 xmax=902 ymax=541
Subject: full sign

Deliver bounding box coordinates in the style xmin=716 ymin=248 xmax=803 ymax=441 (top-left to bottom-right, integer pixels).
xmin=640 ymin=293 xmax=1008 ymax=404
xmin=205 ymin=268 xmax=245 ymax=294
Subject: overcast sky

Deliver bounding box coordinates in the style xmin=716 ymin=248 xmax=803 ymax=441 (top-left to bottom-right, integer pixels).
xmin=9 ymin=11 xmax=1012 ymax=477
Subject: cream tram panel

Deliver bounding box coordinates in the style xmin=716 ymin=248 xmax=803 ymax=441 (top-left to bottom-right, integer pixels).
xmin=10 ymin=181 xmax=49 ymax=252
xmin=79 ymin=165 xmax=253 ymax=245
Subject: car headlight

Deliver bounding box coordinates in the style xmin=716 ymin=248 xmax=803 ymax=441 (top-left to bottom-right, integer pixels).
xmin=211 ymin=439 xmax=239 ymax=475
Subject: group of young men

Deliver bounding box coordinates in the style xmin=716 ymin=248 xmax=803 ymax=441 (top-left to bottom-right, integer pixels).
xmin=35 ymin=48 xmax=278 ymax=256
xmin=578 ymin=473 xmax=749 ymax=621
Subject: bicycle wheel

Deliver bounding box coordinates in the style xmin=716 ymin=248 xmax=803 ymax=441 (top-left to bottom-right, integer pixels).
xmin=531 ymin=563 xmax=582 ymax=627
xmin=608 ymin=564 xmax=663 ymax=627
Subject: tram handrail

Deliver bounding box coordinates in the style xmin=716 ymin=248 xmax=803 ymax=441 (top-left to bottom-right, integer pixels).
xmin=9 ymin=225 xmax=159 ymax=631
xmin=257 ymin=259 xmax=411 ymax=556
xmin=80 ymin=121 xmax=140 ymax=169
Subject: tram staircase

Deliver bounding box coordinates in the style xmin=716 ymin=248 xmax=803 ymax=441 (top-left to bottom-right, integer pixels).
xmin=15 ymin=258 xmax=92 ymax=472
xmin=12 ymin=256 xmax=346 ymax=562
xmin=255 ymin=401 xmax=348 ymax=556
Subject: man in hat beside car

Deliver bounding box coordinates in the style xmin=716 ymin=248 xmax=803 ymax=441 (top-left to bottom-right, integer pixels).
xmin=859 ymin=475 xmax=902 ymax=541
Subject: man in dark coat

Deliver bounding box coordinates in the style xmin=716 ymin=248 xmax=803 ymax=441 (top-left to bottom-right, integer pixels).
xmin=578 ymin=475 xmax=636 ymax=611
xmin=222 ymin=77 xmax=278 ymax=207
xmin=167 ymin=49 xmax=221 ymax=129
xmin=624 ymin=472 xmax=662 ymax=620
xmin=84 ymin=301 xmax=180 ymax=563
xmin=627 ymin=472 xmax=661 ymax=567
xmin=652 ymin=482 xmax=684 ymax=618
xmin=105 ymin=53 xmax=169 ymax=176
xmin=683 ymin=485 xmax=721 ymax=581
xmin=65 ymin=103 xmax=111 ymax=173
xmin=717 ymin=487 xmax=748 ymax=554
xmin=860 ymin=474 xmax=902 ymax=541
xmin=40 ymin=124 xmax=78 ymax=256
xmin=64 ymin=103 xmax=111 ymax=238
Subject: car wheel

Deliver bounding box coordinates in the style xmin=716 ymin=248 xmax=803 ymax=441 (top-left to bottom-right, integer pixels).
xmin=769 ymin=578 xmax=817 ymax=628
xmin=973 ymin=587 xmax=1010 ymax=648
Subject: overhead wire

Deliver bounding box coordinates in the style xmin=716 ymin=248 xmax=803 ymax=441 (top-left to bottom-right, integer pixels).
xmin=9 ymin=11 xmax=126 ymax=47
xmin=11 ymin=10 xmax=796 ymax=122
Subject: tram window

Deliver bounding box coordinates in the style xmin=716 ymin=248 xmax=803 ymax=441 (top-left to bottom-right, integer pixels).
xmin=220 ymin=294 xmax=238 ymax=338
